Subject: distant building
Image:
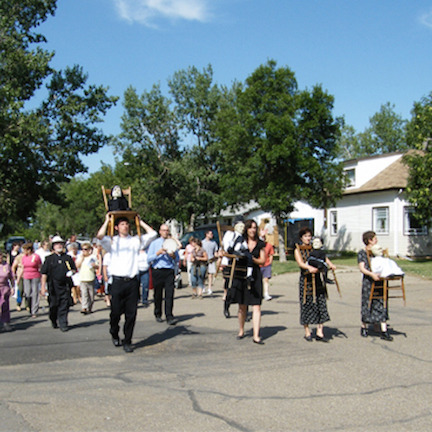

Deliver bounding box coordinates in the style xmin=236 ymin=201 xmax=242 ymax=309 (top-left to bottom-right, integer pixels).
xmin=323 ymin=152 xmax=430 ymax=257
xmin=198 ymin=152 xmax=431 ymax=257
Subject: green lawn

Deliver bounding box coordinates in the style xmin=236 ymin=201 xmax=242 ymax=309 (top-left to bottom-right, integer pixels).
xmin=272 ymin=254 xmax=432 ymax=280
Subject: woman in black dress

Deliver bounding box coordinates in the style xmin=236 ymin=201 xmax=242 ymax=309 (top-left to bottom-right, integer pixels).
xmin=294 ymin=227 xmax=336 ymax=342
xmin=229 ymin=219 xmax=266 ymax=345
xmin=358 ymin=231 xmax=393 ymax=341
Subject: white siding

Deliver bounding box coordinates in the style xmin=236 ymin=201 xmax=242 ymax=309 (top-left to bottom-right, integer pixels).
xmin=322 ymin=190 xmax=432 ymax=256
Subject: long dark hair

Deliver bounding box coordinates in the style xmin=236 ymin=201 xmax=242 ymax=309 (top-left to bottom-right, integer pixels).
xmin=244 ymin=219 xmax=259 ymax=241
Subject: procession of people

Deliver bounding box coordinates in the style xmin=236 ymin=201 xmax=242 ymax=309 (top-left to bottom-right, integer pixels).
xmin=1 ymin=204 xmax=404 ymax=352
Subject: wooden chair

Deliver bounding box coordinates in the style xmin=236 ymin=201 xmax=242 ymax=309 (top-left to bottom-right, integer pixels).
xmin=366 ymin=248 xmax=406 ymax=313
xmin=101 ymin=186 xmax=140 ymax=237
xmin=295 ymin=244 xmax=341 ymax=304
xmin=215 ymin=222 xmax=248 ymax=286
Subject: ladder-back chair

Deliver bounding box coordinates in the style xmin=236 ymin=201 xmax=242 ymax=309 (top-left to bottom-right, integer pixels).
xmin=101 ymin=186 xmax=140 ymax=237
xmin=216 ymin=221 xmax=248 ymax=286
xmin=366 ymin=248 xmax=406 ymax=313
xmin=295 ymin=244 xmax=341 ymax=304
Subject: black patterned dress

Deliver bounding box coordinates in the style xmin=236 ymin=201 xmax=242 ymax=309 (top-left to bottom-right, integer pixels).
xmin=358 ymin=249 xmax=388 ymax=323
xmin=299 ymin=269 xmax=330 ymax=326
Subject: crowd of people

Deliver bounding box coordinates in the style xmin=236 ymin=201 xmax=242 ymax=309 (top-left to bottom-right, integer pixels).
xmin=0 ymin=214 xmax=401 ymax=352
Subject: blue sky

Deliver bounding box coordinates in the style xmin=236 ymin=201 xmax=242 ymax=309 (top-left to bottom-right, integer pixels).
xmin=37 ymin=0 xmax=432 ymax=173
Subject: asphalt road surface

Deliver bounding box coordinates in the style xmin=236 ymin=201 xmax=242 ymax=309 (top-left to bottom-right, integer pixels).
xmin=1 ymin=266 xmax=431 ymax=431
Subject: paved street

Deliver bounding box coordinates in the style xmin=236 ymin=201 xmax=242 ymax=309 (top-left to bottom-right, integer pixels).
xmin=1 ymin=266 xmax=431 ymax=431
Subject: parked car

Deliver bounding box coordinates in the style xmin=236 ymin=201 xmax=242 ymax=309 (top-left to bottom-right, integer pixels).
xmin=4 ymin=236 xmax=27 ymax=252
xmin=178 ymin=224 xmax=231 ymax=270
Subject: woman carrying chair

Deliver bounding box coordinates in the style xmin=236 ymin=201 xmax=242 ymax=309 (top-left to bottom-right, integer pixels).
xmin=294 ymin=227 xmax=336 ymax=342
xmin=358 ymin=231 xmax=393 ymax=341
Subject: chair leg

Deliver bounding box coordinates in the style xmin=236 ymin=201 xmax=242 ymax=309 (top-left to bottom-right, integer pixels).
xmin=135 ymin=215 xmax=141 ymax=237
xmin=332 ymin=270 xmax=342 ymax=298
xmin=108 ymin=214 xmax=114 ymax=237
xmin=312 ymin=274 xmax=316 ymax=303
xmin=383 ymin=280 xmax=388 ymax=315
xmin=228 ymin=260 xmax=237 ymax=290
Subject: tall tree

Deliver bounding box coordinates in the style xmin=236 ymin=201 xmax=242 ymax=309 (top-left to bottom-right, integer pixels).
xmin=403 ymin=92 xmax=432 ymax=226
xmin=168 ymin=65 xmax=223 ymax=229
xmin=214 ymin=60 xmax=345 ymax=258
xmin=28 ymin=164 xmax=119 ymax=240
xmin=338 ymin=103 xmax=408 ymax=159
xmin=112 ymin=84 xmax=182 ymax=225
xmin=0 ymin=0 xmax=117 ymax=234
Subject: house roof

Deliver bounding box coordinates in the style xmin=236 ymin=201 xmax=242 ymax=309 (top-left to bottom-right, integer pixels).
xmin=344 ymin=156 xmax=409 ymax=195
xmin=343 ymin=151 xmax=404 ymax=165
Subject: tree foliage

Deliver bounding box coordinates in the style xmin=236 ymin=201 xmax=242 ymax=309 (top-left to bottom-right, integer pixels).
xmin=213 ymin=60 xmax=344 ymax=217
xmin=403 ymin=92 xmax=432 ymax=226
xmin=112 ymin=84 xmax=182 ymax=225
xmin=338 ymin=103 xmax=408 ymax=160
xmin=0 ymin=0 xmax=117 ymax=234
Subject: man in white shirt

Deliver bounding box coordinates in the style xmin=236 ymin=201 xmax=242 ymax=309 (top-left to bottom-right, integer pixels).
xmin=35 ymin=240 xmax=52 ymax=264
xmin=97 ymin=214 xmax=157 ymax=353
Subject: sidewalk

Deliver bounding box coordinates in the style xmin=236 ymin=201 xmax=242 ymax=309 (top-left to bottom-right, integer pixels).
xmin=0 ymin=267 xmax=431 ymax=431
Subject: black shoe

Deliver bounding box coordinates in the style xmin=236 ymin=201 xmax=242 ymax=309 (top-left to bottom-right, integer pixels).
xmin=380 ymin=331 xmax=393 ymax=341
xmin=112 ymin=338 xmax=121 ymax=347
xmin=167 ymin=318 xmax=177 ymax=326
xmin=142 ymin=303 xmax=149 ymax=308
xmin=155 ymin=317 xmax=163 ymax=323
xmin=60 ymin=326 xmax=68 ymax=332
xmin=253 ymin=339 xmax=265 ymax=345
xmin=236 ymin=334 xmax=245 ymax=340
xmin=51 ymin=322 xmax=58 ymax=329
xmin=325 ymin=279 xmax=335 ymax=285
xmin=224 ymin=309 xmax=230 ymax=318
xmin=360 ymin=328 xmax=368 ymax=338
xmin=123 ymin=343 xmax=134 ymax=353
xmin=304 ymin=335 xmax=313 ymax=342
xmin=315 ymin=335 xmax=329 ymax=342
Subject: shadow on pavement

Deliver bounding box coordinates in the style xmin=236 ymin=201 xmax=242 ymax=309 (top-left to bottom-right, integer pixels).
xmin=134 ymin=325 xmax=201 ymax=350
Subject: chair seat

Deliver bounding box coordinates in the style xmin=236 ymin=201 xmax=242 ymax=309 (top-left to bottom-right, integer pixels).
xmin=366 ymin=249 xmax=406 ymax=311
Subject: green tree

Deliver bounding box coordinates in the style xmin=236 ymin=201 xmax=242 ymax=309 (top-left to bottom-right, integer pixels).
xmin=113 ymin=84 xmax=182 ymax=226
xmin=0 ymin=0 xmax=117 ymax=234
xmin=214 ymin=60 xmax=344 ymax=259
xmin=403 ymin=92 xmax=432 ymax=226
xmin=339 ymin=103 xmax=408 ymax=159
xmin=29 ymin=164 xmax=121 ymax=239
xmin=337 ymin=124 xmax=360 ymax=160
xmin=168 ymin=65 xmax=223 ymax=229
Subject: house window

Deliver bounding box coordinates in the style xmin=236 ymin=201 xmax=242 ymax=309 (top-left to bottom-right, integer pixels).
xmin=345 ymin=169 xmax=355 ymax=187
xmin=330 ymin=211 xmax=337 ymax=236
xmin=404 ymin=207 xmax=428 ymax=235
xmin=373 ymin=207 xmax=389 ymax=234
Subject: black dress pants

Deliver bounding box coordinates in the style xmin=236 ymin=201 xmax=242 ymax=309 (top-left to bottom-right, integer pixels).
xmin=152 ymin=268 xmax=175 ymax=320
xmin=110 ymin=276 xmax=140 ymax=344
xmin=49 ymin=285 xmax=71 ymax=329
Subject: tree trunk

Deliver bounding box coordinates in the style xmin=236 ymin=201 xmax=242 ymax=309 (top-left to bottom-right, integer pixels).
xmin=277 ymin=217 xmax=287 ymax=262
xmin=187 ymin=213 xmax=196 ymax=232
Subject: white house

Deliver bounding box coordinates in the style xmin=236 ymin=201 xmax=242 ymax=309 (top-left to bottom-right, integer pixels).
xmin=197 ymin=152 xmax=431 ymax=257
xmin=322 ymin=152 xmax=431 ymax=257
